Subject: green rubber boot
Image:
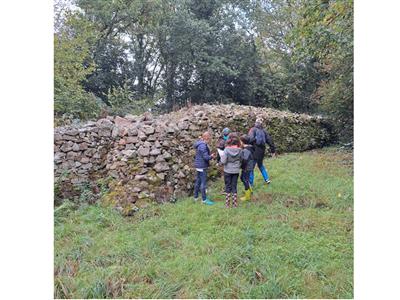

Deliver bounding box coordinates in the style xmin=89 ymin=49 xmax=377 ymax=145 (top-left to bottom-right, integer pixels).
xmin=240 ymin=189 xmax=251 ymax=202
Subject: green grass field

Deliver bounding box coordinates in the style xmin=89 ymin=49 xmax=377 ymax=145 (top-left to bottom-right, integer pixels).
xmin=54 ymin=147 xmax=353 ymax=298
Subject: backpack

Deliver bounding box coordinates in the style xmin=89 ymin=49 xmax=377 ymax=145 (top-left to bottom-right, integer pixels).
xmin=253 ymin=127 xmax=266 ymax=146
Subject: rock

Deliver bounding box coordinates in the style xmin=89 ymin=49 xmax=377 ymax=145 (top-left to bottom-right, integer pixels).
xmin=178 ymin=122 xmax=189 ymax=130
xmin=122 ymin=150 xmax=134 ymax=157
xmin=134 ymin=174 xmax=147 ymax=181
xmin=156 ymin=156 xmax=165 ymax=162
xmin=72 ymin=143 xmax=80 ymax=151
xmin=79 ymin=142 xmax=88 ymax=151
xmin=163 ymin=151 xmax=172 ymax=160
xmin=156 ymin=173 xmax=165 ymax=180
xmin=98 ymin=128 xmax=111 ymax=137
xmin=154 ymin=162 xmax=170 ymax=172
xmin=115 ymin=116 xmax=133 ymax=128
xmin=111 ymin=126 xmax=120 ymax=138
xmin=147 ymin=135 xmax=156 ymax=142
xmin=126 ymin=136 xmax=138 ymax=144
xmin=132 ymin=187 xmax=141 ymax=193
xmin=128 ymin=128 xmax=138 ymax=136
xmin=80 ymin=156 xmax=90 ymax=164
xmin=63 ymin=135 xmax=78 ymax=142
xmin=138 ymin=146 xmax=150 ymax=157
xmin=66 ymin=151 xmax=78 ymax=160
xmin=143 ymin=126 xmax=155 ymax=135
xmin=125 ymin=143 xmax=135 ymax=150
xmin=54 ymin=152 xmax=65 ymax=162
xmin=81 ymin=163 xmax=93 ymax=170
xmin=138 ymin=131 xmax=147 ymax=141
xmin=149 ymin=148 xmax=161 ymax=156
xmin=97 ymin=118 xmax=113 ymax=129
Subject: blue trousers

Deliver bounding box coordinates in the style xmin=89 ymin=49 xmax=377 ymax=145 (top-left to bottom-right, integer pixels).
xmin=249 ymin=160 xmax=269 ymax=185
xmin=194 ymin=170 xmax=207 ymax=200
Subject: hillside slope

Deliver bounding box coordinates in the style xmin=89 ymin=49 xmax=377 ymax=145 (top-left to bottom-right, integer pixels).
xmin=54 ymin=147 xmax=353 ymax=298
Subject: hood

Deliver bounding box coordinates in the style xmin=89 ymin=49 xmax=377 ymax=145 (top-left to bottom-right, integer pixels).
xmin=194 ymin=140 xmax=205 ymax=149
xmin=225 ymin=146 xmax=241 ymax=157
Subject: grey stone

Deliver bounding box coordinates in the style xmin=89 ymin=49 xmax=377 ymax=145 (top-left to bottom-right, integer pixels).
xmin=122 ymin=150 xmax=134 ymax=157
xmin=138 ymin=146 xmax=150 ymax=157
xmin=126 ymin=136 xmax=139 ymax=144
xmin=143 ymin=126 xmax=155 ymax=135
xmin=154 ymin=162 xmax=170 ymax=172
xmin=97 ymin=118 xmax=113 ymax=129
xmin=149 ymin=148 xmax=161 ymax=156
xmin=80 ymin=156 xmax=90 ymax=164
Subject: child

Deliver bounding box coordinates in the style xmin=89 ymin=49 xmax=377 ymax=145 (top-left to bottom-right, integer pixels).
xmin=220 ymin=134 xmax=242 ymax=208
xmin=216 ymin=127 xmax=231 ymax=159
xmin=193 ymin=132 xmax=216 ymax=205
xmin=216 ymin=128 xmax=230 ymax=194
xmin=239 ymin=134 xmax=255 ymax=201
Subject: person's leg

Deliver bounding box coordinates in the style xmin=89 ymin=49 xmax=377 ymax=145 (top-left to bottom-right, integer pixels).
xmin=224 ymin=172 xmax=232 ymax=207
xmin=232 ymin=173 xmax=239 ymax=207
xmin=240 ymin=171 xmax=251 ymax=201
xmin=249 ymin=170 xmax=254 ymax=186
xmin=200 ymin=170 xmax=207 ymax=201
xmin=257 ymin=159 xmax=270 ymax=182
xmin=194 ymin=171 xmax=201 ymax=199
xmin=243 ymin=171 xmax=250 ymax=190
xmin=240 ymin=171 xmax=246 ymax=197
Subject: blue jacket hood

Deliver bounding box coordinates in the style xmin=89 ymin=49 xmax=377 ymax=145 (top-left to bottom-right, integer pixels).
xmin=194 ymin=140 xmax=205 ymax=149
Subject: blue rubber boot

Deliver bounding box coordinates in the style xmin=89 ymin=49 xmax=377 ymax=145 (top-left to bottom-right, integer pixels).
xmin=260 ymin=165 xmax=270 ymax=182
xmin=202 ymin=198 xmax=215 ymax=205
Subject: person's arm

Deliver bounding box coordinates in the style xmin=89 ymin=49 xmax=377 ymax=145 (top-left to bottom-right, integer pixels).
xmin=241 ymin=151 xmax=248 ymax=169
xmin=220 ymin=149 xmax=227 ymax=165
xmin=248 ymin=128 xmax=256 ymax=144
xmin=200 ymin=144 xmax=212 ymax=161
xmin=264 ymin=130 xmax=276 ymax=154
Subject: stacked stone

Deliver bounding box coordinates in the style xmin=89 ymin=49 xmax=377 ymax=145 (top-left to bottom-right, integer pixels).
xmin=54 ymin=104 xmax=335 ymax=212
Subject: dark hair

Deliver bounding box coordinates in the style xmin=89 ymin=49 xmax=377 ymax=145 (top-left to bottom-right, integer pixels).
xmin=240 ymin=134 xmax=250 ymax=145
xmin=226 ymin=135 xmax=241 ymax=147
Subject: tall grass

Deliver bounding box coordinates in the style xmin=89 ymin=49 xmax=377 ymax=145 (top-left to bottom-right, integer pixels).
xmin=54 ymin=147 xmax=353 ymax=298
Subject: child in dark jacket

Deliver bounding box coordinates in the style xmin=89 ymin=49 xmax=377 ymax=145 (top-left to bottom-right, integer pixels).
xmin=240 ymin=134 xmax=255 ymax=202
xmin=220 ymin=134 xmax=242 ymax=208
xmin=193 ymin=132 xmax=215 ymax=205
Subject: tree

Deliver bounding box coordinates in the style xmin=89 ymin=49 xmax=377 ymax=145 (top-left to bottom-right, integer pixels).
xmin=54 ymin=11 xmax=102 ymax=121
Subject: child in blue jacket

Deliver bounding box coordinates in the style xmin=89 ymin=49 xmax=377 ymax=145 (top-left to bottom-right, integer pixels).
xmin=193 ymin=132 xmax=216 ymax=205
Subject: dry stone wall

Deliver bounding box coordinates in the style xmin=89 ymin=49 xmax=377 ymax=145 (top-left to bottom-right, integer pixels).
xmin=54 ymin=104 xmax=335 ymax=214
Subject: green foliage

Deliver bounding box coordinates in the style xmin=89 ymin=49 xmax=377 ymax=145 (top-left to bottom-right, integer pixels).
xmin=55 ymin=147 xmax=353 ymax=298
xmin=106 ymin=81 xmax=155 ymax=116
xmin=288 ymin=0 xmax=353 ymax=141
xmin=54 ymin=12 xmax=102 ymax=121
